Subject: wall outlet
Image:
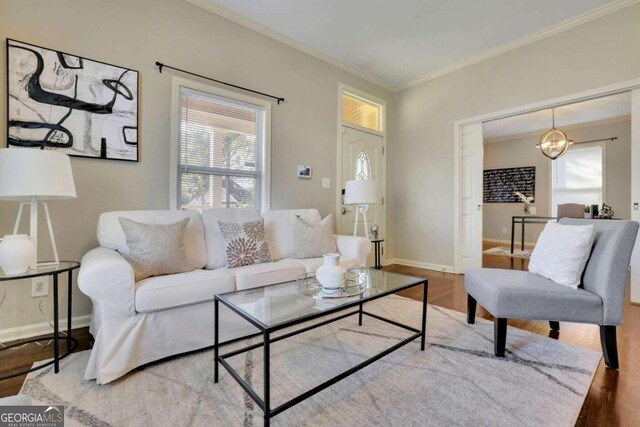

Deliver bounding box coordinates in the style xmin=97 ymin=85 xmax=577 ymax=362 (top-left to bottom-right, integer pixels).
xmin=322 ymin=178 xmax=331 ymax=189
xmin=502 ymin=227 xmax=508 ymax=234
xmin=31 ymin=277 xmax=49 ymax=298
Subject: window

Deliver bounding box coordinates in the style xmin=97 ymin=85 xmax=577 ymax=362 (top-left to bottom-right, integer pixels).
xmin=552 ymin=145 xmax=604 ymax=216
xmin=342 ymin=92 xmax=381 ymax=132
xmin=174 ymin=84 xmax=269 ymax=210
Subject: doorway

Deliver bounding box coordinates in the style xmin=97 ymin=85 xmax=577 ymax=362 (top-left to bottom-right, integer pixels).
xmin=337 ymin=84 xmax=387 ymax=267
xmin=454 ymin=81 xmax=640 ymax=304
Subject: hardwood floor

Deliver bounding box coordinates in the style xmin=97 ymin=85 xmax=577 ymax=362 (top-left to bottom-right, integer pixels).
xmin=0 ymin=245 xmax=637 ymax=426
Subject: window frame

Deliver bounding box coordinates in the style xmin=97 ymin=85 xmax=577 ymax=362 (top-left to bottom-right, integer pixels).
xmin=550 ymin=142 xmax=606 ymax=217
xmin=170 ymin=77 xmax=271 ymax=212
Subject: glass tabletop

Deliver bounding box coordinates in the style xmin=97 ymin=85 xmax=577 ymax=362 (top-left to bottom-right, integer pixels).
xmin=0 ymin=261 xmax=81 ymax=281
xmin=217 ymin=268 xmax=426 ymax=329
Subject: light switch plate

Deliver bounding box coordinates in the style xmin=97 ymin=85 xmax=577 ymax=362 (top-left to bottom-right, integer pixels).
xmin=322 ymin=178 xmax=331 ymax=189
xmin=31 ymin=277 xmax=49 ymax=298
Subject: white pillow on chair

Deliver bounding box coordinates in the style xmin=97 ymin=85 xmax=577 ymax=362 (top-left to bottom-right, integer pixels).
xmin=528 ymin=222 xmax=596 ymax=289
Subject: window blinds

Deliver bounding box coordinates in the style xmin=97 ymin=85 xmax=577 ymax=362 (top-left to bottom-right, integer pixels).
xmin=178 ymin=87 xmax=263 ymax=210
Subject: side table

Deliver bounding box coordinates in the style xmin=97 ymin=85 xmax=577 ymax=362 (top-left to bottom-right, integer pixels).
xmin=370 ymin=238 xmax=384 ymax=269
xmin=0 ymin=261 xmax=81 ymax=380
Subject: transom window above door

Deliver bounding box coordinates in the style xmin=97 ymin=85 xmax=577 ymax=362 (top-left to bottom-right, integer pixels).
xmin=173 ymin=83 xmax=270 ymax=211
xmin=342 ymin=92 xmax=382 ymax=132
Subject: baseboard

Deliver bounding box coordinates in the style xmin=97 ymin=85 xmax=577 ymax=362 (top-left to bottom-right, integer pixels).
xmin=483 ymin=238 xmax=537 ymax=248
xmin=384 ymin=258 xmax=455 ymax=274
xmin=0 ymin=314 xmax=92 ymax=344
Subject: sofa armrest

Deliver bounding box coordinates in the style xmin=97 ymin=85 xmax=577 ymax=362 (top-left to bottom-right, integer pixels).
xmin=78 ymin=247 xmax=136 ymax=317
xmin=335 ymin=235 xmax=371 ymax=267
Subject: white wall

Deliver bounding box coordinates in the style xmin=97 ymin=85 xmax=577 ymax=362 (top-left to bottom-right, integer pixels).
xmin=0 ymin=0 xmax=390 ymax=335
xmin=483 ymin=118 xmax=631 ymax=244
xmin=388 ymin=4 xmax=640 ymax=269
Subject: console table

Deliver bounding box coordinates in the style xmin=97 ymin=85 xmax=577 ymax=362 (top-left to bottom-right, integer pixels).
xmin=510 ymin=216 xmax=557 ymax=254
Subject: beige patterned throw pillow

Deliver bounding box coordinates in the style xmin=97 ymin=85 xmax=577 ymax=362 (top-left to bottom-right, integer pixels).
xmin=293 ymin=214 xmax=337 ymax=259
xmin=118 ymin=217 xmax=192 ymax=282
xmin=218 ymin=219 xmax=272 ymax=268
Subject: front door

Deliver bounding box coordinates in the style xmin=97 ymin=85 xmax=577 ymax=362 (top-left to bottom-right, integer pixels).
xmin=340 ymin=126 xmax=384 ymax=264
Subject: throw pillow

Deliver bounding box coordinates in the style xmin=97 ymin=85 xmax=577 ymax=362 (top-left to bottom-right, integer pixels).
xmin=293 ymin=214 xmax=338 ymax=259
xmin=528 ymin=222 xmax=596 ymax=289
xmin=118 ymin=217 xmax=192 ymax=282
xmin=218 ymin=219 xmax=271 ymax=268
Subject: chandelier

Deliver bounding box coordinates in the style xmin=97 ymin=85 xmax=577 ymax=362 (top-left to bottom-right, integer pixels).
xmin=536 ymin=108 xmax=572 ymax=160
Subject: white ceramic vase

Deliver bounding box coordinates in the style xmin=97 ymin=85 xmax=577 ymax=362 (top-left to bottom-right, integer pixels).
xmin=316 ymin=253 xmax=347 ymax=289
xmin=0 ymin=234 xmax=36 ymax=275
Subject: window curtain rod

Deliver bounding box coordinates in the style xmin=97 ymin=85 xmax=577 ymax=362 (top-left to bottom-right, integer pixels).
xmin=573 ymin=137 xmax=617 ymax=145
xmin=155 ymin=61 xmax=285 ymax=104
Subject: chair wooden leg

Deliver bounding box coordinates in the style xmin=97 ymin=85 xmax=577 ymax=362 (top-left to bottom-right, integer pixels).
xmin=494 ymin=318 xmax=507 ymax=357
xmin=599 ymin=325 xmax=619 ymax=369
xmin=549 ymin=321 xmax=560 ymax=331
xmin=467 ymin=294 xmax=477 ymax=324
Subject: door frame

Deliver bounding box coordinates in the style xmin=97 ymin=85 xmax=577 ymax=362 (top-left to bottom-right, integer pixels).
xmin=454 ymin=77 xmax=640 ymax=275
xmin=336 ymin=83 xmax=388 ymax=262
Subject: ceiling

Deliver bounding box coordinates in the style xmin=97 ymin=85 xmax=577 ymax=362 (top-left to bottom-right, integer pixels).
xmin=483 ymin=92 xmax=631 ymax=141
xmin=189 ymin=0 xmax=628 ymax=90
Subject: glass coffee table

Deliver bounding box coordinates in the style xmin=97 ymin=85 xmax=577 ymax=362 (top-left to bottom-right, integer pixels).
xmin=214 ymin=268 xmax=428 ymax=426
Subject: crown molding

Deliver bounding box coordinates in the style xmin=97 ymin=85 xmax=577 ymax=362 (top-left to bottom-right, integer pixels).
xmin=186 ymin=0 xmax=640 ymax=93
xmin=185 ymin=0 xmax=394 ymax=91
xmin=396 ymin=0 xmax=640 ymax=91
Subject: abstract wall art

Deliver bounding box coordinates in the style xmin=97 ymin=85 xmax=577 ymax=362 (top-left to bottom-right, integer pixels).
xmin=6 ymin=39 xmax=139 ymax=162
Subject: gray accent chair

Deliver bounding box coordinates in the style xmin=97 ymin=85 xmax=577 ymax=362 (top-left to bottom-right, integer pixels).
xmin=466 ymin=219 xmax=639 ymax=369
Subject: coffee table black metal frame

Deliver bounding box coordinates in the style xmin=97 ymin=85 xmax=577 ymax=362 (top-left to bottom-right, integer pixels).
xmin=214 ymin=272 xmax=428 ymax=426
xmin=0 ymin=261 xmax=80 ymax=381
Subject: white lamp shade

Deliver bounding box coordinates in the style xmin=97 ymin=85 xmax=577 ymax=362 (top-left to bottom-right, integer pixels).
xmin=344 ymin=179 xmax=377 ymax=205
xmin=0 ymin=148 xmax=77 ymax=201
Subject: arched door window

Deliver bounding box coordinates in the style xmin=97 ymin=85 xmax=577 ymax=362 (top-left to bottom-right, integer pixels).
xmin=355 ymin=150 xmax=371 ymax=181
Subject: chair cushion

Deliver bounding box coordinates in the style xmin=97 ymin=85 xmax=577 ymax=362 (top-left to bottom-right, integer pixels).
xmin=263 ymin=209 xmax=321 ymax=260
xmin=279 ymin=256 xmax=359 ymax=273
xmin=98 ymin=210 xmax=207 ymax=270
xmin=465 ymin=268 xmax=603 ymax=324
xmin=202 ymin=208 xmax=261 ymax=269
xmin=224 ymin=262 xmax=306 ymax=290
xmin=134 ymin=269 xmax=235 ymax=313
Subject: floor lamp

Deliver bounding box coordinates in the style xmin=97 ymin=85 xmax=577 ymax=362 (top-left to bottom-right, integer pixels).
xmin=344 ymin=179 xmax=377 ymax=238
xmin=0 ymin=149 xmax=77 ymax=268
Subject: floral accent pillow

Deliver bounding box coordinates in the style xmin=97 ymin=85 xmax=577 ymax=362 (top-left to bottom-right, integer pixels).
xmin=218 ymin=219 xmax=271 ymax=268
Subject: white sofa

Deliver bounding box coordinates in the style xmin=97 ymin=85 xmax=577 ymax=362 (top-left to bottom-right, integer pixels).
xmin=78 ymin=208 xmax=371 ymax=384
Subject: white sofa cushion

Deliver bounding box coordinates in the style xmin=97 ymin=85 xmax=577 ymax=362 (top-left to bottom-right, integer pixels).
xmin=279 ymin=256 xmax=359 ymax=273
xmin=263 ymin=209 xmax=322 ymax=260
xmin=202 ymin=208 xmax=261 ymax=269
xmin=224 ymin=262 xmax=305 ymax=290
xmin=134 ymin=269 xmax=235 ymax=313
xmin=98 ymin=210 xmax=207 ymax=270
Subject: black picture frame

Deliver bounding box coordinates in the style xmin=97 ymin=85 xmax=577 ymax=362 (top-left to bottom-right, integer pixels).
xmin=6 ymin=38 xmax=140 ymax=162
xmin=483 ymin=166 xmax=536 ymax=203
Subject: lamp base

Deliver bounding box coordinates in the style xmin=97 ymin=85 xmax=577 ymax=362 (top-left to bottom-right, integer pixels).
xmin=13 ymin=199 xmax=60 ymax=268
xmin=352 ymin=204 xmax=370 ymax=239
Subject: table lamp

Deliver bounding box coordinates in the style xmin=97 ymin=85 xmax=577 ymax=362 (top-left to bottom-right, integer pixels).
xmin=344 ymin=179 xmax=377 ymax=238
xmin=0 ymin=148 xmax=77 ymax=267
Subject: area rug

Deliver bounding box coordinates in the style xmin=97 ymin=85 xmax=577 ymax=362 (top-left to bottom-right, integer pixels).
xmin=20 ymin=296 xmax=599 ymax=426
xmin=483 ymin=245 xmax=533 ymax=259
